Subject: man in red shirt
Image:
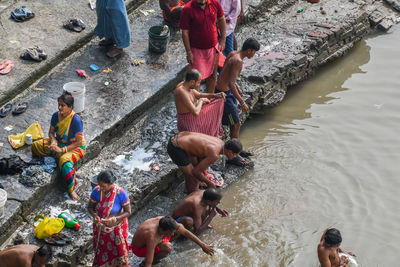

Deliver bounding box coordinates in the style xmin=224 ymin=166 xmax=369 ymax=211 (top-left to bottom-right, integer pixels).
xmin=180 ymin=0 xmax=226 ymax=93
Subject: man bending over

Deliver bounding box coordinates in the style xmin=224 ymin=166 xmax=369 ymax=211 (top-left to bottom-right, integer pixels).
xmin=0 ymin=244 xmax=52 ymax=267
xmin=131 ymin=215 xmax=214 ymax=266
xmin=172 ymin=188 xmax=229 ymax=235
xmin=167 ymin=131 xmax=242 ymax=194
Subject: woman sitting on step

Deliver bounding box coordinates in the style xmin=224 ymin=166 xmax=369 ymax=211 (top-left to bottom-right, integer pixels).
xmin=32 ymin=91 xmax=86 ymax=201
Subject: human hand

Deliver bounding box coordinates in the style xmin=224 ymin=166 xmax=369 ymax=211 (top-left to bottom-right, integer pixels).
xmin=201 ymin=244 xmax=215 ymax=255
xmin=218 ymin=39 xmax=225 ymax=52
xmin=94 ymin=215 xmax=101 ymax=223
xmin=186 ymin=52 xmax=193 ymax=65
xmin=209 ymin=207 xmax=217 ymax=217
xmin=219 ymin=209 xmax=229 ymax=217
xmin=50 ymin=145 xmax=63 ymax=153
xmin=340 ymin=255 xmax=349 ymax=266
xmin=241 ymin=102 xmax=249 ymax=112
xmin=101 ymin=217 xmax=116 ymax=227
xmin=200 ymin=98 xmax=210 ymax=104
xmin=347 ymin=251 xmax=356 ymax=257
xmin=215 ymin=92 xmax=226 ymax=100
xmin=238 ymin=10 xmax=244 ymax=19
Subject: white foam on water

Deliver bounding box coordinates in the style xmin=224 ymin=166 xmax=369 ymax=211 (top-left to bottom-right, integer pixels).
xmin=113 ymin=147 xmax=154 ymax=173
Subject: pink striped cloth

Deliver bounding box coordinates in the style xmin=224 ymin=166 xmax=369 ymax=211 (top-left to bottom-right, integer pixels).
xmin=177 ymin=98 xmax=225 ymax=137
xmin=190 ymin=45 xmax=217 ymax=79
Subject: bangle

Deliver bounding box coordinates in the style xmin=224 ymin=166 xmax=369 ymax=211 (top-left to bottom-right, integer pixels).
xmin=112 ymin=217 xmax=117 ymax=223
xmin=65 ymin=146 xmax=68 ymax=152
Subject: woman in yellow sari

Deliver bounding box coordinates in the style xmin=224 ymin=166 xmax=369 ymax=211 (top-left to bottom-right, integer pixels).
xmin=32 ymin=92 xmax=86 ymax=200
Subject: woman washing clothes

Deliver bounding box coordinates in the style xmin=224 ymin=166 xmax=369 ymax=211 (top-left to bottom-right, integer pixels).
xmin=31 ymin=92 xmax=86 ymax=201
xmin=88 ymin=170 xmax=131 ymax=267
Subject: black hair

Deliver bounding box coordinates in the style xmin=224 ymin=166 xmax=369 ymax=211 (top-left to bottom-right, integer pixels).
xmin=159 ymin=216 xmax=178 ymax=231
xmin=185 ymin=69 xmax=201 ymax=82
xmin=324 ymin=228 xmax=342 ymax=245
xmin=202 ymin=188 xmax=222 ymax=201
xmin=224 ymin=138 xmax=243 ymax=154
xmin=97 ymin=170 xmax=116 ymax=184
xmin=58 ymin=91 xmax=74 ymax=108
xmin=37 ymin=245 xmax=52 ymax=260
xmin=242 ymin=38 xmax=260 ymax=52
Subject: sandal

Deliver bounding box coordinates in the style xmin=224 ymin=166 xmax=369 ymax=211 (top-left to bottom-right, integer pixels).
xmin=11 ymin=6 xmax=35 ymax=22
xmin=44 ymin=233 xmax=71 ymax=246
xmin=226 ymin=155 xmax=250 ymax=167
xmin=0 ymin=60 xmax=14 ymax=75
xmin=240 ymin=150 xmax=254 ymax=158
xmin=0 ymin=103 xmax=12 ymax=118
xmin=12 ymin=102 xmax=28 ymax=115
xmin=63 ymin=19 xmax=85 ymax=32
xmin=106 ymin=48 xmax=123 ymax=58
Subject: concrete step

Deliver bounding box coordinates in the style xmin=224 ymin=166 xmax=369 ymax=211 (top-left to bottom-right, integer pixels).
xmin=0 ymin=0 xmax=147 ymax=106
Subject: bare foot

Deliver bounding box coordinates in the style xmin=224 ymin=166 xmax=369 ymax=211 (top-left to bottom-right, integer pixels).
xmin=106 ymin=48 xmax=123 ymax=58
xmin=69 ymin=191 xmax=80 ymax=201
xmin=99 ymin=39 xmax=116 ymax=46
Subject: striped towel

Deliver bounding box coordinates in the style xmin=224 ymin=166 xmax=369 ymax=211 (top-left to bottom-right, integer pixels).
xmin=177 ymin=98 xmax=225 ymax=137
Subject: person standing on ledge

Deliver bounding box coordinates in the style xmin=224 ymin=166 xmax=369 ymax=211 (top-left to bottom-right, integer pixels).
xmin=0 ymin=244 xmax=52 ymax=267
xmin=94 ymin=0 xmax=130 ymax=57
xmin=215 ymin=38 xmax=260 ymax=166
xmin=317 ymin=228 xmax=356 ymax=267
xmin=180 ymin=0 xmax=226 ymax=93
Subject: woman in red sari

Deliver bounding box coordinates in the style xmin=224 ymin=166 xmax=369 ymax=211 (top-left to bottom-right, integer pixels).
xmin=88 ymin=170 xmax=132 ymax=266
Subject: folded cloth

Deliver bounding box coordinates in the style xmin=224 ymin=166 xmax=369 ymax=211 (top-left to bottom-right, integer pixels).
xmin=8 ymin=121 xmax=44 ymax=149
xmin=177 ymin=98 xmax=224 ymax=137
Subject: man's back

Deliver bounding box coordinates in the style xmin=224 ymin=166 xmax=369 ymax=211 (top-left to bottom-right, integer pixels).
xmin=173 ymin=190 xmax=204 ymax=218
xmin=132 ymin=217 xmax=161 ymax=248
xmin=0 ymin=244 xmax=38 ymax=267
xmin=177 ymin=132 xmax=223 ymax=158
xmin=216 ymin=51 xmax=242 ymax=91
xmin=175 ymin=82 xmax=196 ymax=114
xmin=317 ymin=242 xmax=340 ymax=267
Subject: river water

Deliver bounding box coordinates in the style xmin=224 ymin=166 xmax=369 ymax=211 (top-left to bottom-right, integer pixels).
xmin=167 ymin=26 xmax=400 ymax=266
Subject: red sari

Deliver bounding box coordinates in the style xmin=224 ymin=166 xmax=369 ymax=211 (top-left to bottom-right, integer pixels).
xmin=92 ymin=185 xmax=130 ymax=267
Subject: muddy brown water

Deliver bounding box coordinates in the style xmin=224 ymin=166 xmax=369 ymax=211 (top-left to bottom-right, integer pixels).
xmin=164 ymin=26 xmax=400 ymax=266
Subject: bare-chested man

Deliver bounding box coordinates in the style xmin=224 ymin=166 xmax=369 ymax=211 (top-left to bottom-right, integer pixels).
xmin=0 ymin=244 xmax=52 ymax=267
xmin=175 ymin=69 xmax=225 ymax=116
xmin=215 ymin=38 xmax=260 ymax=165
xmin=131 ymin=215 xmax=214 ymax=267
xmin=159 ymin=0 xmax=189 ymax=26
xmin=167 ymin=131 xmax=243 ymax=194
xmin=172 ymin=188 xmax=229 ymax=235
xmin=317 ymin=228 xmax=356 ymax=267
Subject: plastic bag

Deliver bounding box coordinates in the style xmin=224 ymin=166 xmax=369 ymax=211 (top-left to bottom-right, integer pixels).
xmin=8 ymin=121 xmax=44 ymax=149
xmin=34 ymin=217 xmax=65 ymax=239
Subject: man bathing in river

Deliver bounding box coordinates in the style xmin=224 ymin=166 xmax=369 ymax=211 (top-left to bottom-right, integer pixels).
xmin=131 ymin=216 xmax=214 ymax=266
xmin=317 ymin=228 xmax=356 ymax=267
xmin=167 ymin=131 xmax=243 ymax=194
xmin=215 ymin=37 xmax=260 ymax=166
xmin=175 ymin=69 xmax=226 ymax=137
xmin=0 ymin=244 xmax=52 ymax=267
xmin=172 ymin=188 xmax=229 ymax=235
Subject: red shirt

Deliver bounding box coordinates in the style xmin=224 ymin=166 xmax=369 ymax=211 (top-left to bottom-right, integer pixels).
xmin=179 ymin=0 xmax=224 ymax=49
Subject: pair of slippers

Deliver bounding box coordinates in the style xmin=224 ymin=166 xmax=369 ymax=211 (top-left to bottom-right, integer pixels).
xmin=226 ymin=150 xmax=254 ymax=166
xmin=0 ymin=102 xmax=28 ymax=118
xmin=20 ymin=46 xmax=47 ymax=62
xmin=11 ymin=6 xmax=35 ymax=22
xmin=0 ymin=60 xmax=14 ymax=75
xmin=63 ymin=19 xmax=85 ymax=32
xmin=44 ymin=233 xmax=71 ymax=246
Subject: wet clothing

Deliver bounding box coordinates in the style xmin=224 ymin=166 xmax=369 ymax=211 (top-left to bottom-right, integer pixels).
xmin=94 ymin=0 xmax=130 ymax=49
xmin=190 ymin=45 xmax=218 ymax=79
xmin=167 ymin=138 xmax=190 ymax=166
xmin=92 ymin=185 xmax=130 ymax=266
xmin=131 ymin=236 xmax=172 ymax=257
xmin=179 ymin=0 xmax=224 ymax=49
xmin=216 ymin=89 xmax=239 ymax=126
xmin=32 ymin=111 xmax=86 ymax=193
xmin=90 ymin=186 xmax=129 ymax=215
xmin=177 ymin=98 xmax=225 ymax=137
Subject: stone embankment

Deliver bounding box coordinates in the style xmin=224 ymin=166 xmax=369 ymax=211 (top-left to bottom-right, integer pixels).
xmin=0 ymin=0 xmax=399 ymax=266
